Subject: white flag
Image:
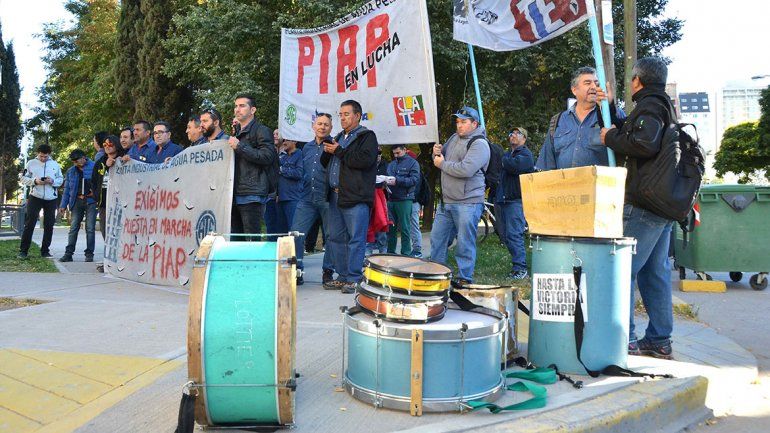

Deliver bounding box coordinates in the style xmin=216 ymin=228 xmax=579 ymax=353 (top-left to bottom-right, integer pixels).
xmin=279 ymin=0 xmax=439 ymax=145
xmin=453 ymin=0 xmax=593 ymax=51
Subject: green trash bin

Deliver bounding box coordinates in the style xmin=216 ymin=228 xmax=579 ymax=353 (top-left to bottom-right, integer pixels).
xmin=673 ymin=184 xmax=770 ymax=290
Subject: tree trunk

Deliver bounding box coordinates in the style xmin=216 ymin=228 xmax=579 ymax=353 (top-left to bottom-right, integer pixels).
xmin=623 ymin=0 xmax=638 ymax=110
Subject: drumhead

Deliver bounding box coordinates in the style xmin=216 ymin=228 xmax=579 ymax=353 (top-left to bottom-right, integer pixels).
xmin=365 ymin=254 xmax=452 ymax=280
xmin=345 ymin=307 xmax=503 ymax=341
xmin=532 ymin=235 xmax=637 ymax=246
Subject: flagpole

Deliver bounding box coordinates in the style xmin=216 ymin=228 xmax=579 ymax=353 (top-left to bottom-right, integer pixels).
xmin=467 ymin=44 xmax=485 ymax=127
xmin=586 ymin=0 xmax=617 ymax=167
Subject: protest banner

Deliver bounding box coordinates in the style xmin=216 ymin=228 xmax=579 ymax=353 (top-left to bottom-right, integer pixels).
xmin=453 ymin=0 xmax=592 ymax=51
xmin=104 ymin=141 xmax=234 ymax=287
xmin=279 ymin=0 xmax=439 ymax=145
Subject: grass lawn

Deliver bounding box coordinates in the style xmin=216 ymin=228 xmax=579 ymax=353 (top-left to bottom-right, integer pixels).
xmin=447 ymin=233 xmax=532 ymax=299
xmin=0 ymin=239 xmax=59 ymax=273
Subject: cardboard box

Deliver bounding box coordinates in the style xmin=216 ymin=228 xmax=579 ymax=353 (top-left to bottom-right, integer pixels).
xmin=521 ymin=166 xmax=627 ymax=238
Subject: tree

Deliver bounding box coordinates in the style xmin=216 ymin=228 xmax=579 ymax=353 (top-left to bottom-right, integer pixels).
xmin=0 ymin=25 xmax=23 ymax=202
xmin=135 ymin=0 xmax=194 ymax=143
xmin=113 ymin=0 xmax=142 ymax=122
xmin=714 ymin=86 xmax=770 ymax=183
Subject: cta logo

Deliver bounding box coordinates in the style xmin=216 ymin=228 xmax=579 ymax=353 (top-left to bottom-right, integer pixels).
xmin=393 ymin=95 xmax=426 ymax=127
xmin=195 ymin=210 xmax=217 ymax=246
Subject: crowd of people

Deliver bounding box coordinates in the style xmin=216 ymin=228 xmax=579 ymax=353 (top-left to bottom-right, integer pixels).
xmin=17 ymin=57 xmax=678 ymax=359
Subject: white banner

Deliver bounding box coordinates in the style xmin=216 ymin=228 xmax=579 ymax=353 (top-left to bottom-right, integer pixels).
xmin=279 ymin=0 xmax=439 ymax=145
xmin=104 ymin=141 xmax=234 ymax=286
xmin=453 ymin=0 xmax=592 ymax=51
xmin=532 ymin=273 xmax=588 ymax=322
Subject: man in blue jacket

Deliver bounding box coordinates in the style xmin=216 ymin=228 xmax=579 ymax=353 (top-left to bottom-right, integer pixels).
xmin=386 ymin=144 xmax=420 ymax=256
xmin=276 ymin=139 xmax=303 ymax=237
xmin=149 ymin=121 xmax=184 ymax=163
xmin=291 ymin=113 xmax=335 ymax=285
xmin=496 ymin=127 xmax=535 ymax=280
xmin=59 ymin=149 xmax=97 ymax=262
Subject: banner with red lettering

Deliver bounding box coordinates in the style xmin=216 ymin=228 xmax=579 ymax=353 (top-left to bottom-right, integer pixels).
xmin=453 ymin=0 xmax=592 ymax=51
xmin=279 ymin=0 xmax=439 ymax=145
xmin=104 ymin=141 xmax=233 ymax=286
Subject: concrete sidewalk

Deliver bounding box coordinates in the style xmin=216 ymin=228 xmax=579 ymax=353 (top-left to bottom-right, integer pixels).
xmin=0 ymin=232 xmax=759 ymax=433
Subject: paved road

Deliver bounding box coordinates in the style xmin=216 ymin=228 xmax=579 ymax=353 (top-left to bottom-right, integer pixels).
xmin=675 ymin=270 xmax=770 ymax=432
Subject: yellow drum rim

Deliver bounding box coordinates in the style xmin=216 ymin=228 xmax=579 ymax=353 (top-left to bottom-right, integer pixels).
xmin=363 ymin=267 xmax=450 ymax=293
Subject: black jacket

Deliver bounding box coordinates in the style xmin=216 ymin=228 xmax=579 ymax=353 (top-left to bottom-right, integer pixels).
xmin=605 ymin=84 xmax=671 ymax=208
xmin=495 ymin=144 xmax=535 ymax=203
xmin=320 ymin=129 xmax=379 ymax=208
xmin=91 ymin=149 xmax=125 ymax=209
xmin=232 ymin=118 xmax=278 ymax=197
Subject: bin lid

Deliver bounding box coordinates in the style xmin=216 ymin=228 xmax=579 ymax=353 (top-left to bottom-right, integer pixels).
xmin=700 ymin=184 xmax=770 ymax=194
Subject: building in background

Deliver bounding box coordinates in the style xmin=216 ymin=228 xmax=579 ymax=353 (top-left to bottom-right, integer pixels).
xmin=679 ymin=92 xmax=717 ymax=178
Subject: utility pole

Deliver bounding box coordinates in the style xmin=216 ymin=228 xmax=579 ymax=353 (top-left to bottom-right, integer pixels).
xmin=624 ymin=0 xmax=637 ymax=110
xmin=594 ymin=0 xmax=617 ymax=102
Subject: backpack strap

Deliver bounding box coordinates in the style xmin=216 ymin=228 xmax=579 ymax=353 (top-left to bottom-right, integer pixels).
xmin=465 ymin=135 xmax=488 ymax=175
xmin=548 ymin=113 xmax=561 ymax=143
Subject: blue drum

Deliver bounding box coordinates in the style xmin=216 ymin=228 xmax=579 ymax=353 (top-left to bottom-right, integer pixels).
xmin=343 ymin=308 xmax=505 ymax=413
xmin=528 ymin=235 xmax=635 ymax=375
xmin=187 ymin=235 xmax=297 ymax=428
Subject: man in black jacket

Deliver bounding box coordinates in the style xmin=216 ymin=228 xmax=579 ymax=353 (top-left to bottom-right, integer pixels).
xmin=320 ymin=100 xmax=378 ymax=293
xmin=495 ymin=127 xmax=535 ymax=280
xmin=228 ymin=93 xmax=278 ymax=234
xmin=601 ymin=57 xmax=675 ymax=360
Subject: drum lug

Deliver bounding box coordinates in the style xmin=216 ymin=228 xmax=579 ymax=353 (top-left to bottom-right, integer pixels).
xmin=281 ymin=256 xmax=298 ymax=268
xmin=286 ymin=378 xmax=297 ymax=392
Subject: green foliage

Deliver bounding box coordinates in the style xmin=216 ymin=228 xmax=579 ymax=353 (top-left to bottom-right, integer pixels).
xmin=714 ymin=121 xmax=770 ymax=183
xmin=113 ymin=0 xmax=142 ymax=121
xmin=0 ymin=25 xmax=23 ymax=201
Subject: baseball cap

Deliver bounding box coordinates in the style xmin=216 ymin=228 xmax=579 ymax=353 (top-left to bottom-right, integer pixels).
xmin=69 ymin=149 xmax=87 ymax=161
xmin=510 ymin=127 xmax=528 ymax=139
xmin=452 ymin=106 xmax=480 ymax=123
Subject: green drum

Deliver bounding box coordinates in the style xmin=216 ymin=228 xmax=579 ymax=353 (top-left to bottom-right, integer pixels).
xmin=187 ymin=235 xmax=297 ymax=428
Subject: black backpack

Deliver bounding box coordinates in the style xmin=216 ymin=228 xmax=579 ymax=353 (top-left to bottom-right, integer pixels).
xmin=466 ymin=136 xmax=503 ymax=190
xmin=415 ymin=173 xmax=431 ymax=206
xmin=632 ymin=95 xmax=705 ymax=222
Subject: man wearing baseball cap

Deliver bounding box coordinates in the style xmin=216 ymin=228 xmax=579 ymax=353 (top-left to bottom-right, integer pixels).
xmin=430 ymin=106 xmax=490 ymax=283
xmin=496 ymin=127 xmax=535 ymax=280
xmin=59 ymin=149 xmax=97 ymax=262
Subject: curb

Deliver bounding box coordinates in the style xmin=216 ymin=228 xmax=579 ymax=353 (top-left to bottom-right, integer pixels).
xmin=471 ymin=376 xmax=710 ymax=433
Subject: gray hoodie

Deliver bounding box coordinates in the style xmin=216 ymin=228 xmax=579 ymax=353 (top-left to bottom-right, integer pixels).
xmin=440 ymin=126 xmax=490 ymax=204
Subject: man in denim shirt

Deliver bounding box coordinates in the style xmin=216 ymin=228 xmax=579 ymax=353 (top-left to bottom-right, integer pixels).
xmin=536 ymin=67 xmax=624 ymax=170
xmin=291 ymin=113 xmax=335 ymax=285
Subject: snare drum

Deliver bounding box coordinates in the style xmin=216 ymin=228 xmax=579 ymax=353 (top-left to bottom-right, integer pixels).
xmin=452 ymin=283 xmax=519 ymax=360
xmin=187 ymin=235 xmax=297 ymax=428
xmin=363 ymin=254 xmax=452 ymax=295
xmin=343 ymin=307 xmax=505 ymax=413
xmin=355 ymin=283 xmax=447 ymax=323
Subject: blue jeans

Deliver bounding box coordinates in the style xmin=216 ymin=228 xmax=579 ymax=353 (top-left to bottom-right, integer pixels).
xmin=429 ymin=203 xmax=483 ymax=281
xmin=291 ymin=199 xmax=334 ymax=272
xmin=276 ymin=200 xmax=298 ymax=234
xmin=623 ymin=204 xmax=674 ymax=345
xmin=366 ymin=232 xmax=387 ymax=256
xmin=264 ymin=200 xmax=278 ymax=239
xmin=499 ymin=200 xmax=527 ymax=272
xmin=410 ymin=202 xmax=423 ymax=255
xmin=328 ymin=193 xmax=370 ymax=283
xmin=65 ymin=198 xmax=97 ymax=256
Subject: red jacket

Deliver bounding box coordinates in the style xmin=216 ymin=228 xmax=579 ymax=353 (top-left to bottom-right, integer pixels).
xmin=367 ymin=188 xmax=391 ymax=242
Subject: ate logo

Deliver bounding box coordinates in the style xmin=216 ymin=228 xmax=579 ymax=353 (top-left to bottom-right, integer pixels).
xmin=393 ymin=95 xmax=426 ymax=127
xmin=195 ymin=211 xmax=217 ymax=246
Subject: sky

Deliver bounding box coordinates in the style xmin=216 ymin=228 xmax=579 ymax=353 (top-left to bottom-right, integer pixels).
xmin=1 ymin=0 xmax=769 ymax=152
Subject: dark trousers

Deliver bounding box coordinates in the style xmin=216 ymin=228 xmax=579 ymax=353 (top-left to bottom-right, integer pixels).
xmin=99 ymin=206 xmax=107 ymax=240
xmin=231 ymin=201 xmax=266 ymax=235
xmin=20 ymin=196 xmax=57 ymax=255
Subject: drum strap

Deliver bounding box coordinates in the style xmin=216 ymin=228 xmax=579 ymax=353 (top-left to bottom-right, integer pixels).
xmin=466 ymin=368 xmax=557 ymax=413
xmin=572 ymin=266 xmax=674 ymax=380
xmin=448 ymin=290 xmax=505 ymax=320
xmin=173 ymin=391 xmax=195 ymax=433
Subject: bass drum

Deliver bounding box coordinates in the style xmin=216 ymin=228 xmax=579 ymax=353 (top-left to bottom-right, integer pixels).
xmin=452 ymin=283 xmax=519 ymax=361
xmin=187 ymin=235 xmax=297 ymax=428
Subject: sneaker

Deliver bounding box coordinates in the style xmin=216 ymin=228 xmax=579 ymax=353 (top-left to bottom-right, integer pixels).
xmin=628 ymin=338 xmax=641 ymax=356
xmin=85 ymin=255 xmax=94 ymax=263
xmin=96 ymin=264 xmax=105 ymax=273
xmin=296 ymin=275 xmax=304 ymax=286
xmin=41 ymin=252 xmax=53 ymax=258
xmin=412 ymin=251 xmax=423 ymax=258
xmin=638 ymin=338 xmax=673 ymax=360
xmin=509 ymin=270 xmax=528 ymax=280
xmin=322 ymin=269 xmax=334 ymax=284
xmin=340 ymin=282 xmax=356 ymax=294
xmin=17 ymin=252 xmax=28 ymax=260
xmin=59 ymin=255 xmax=73 ymax=262
xmin=323 ymin=279 xmax=343 ymax=290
